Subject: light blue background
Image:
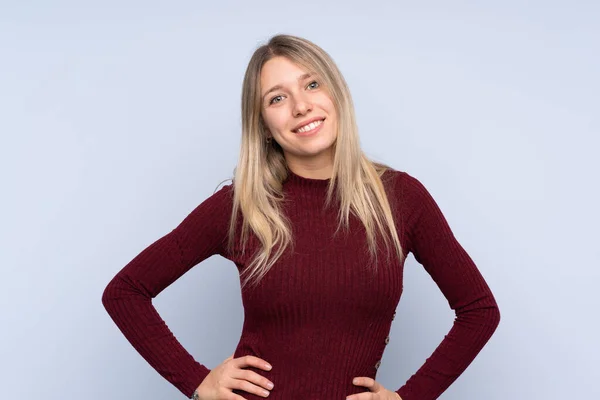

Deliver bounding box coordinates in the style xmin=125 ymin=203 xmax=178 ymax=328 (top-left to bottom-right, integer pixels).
xmin=1 ymin=1 xmax=598 ymax=399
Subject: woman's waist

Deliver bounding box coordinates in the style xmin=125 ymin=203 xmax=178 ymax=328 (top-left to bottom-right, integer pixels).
xmin=232 ymin=336 xmax=387 ymax=399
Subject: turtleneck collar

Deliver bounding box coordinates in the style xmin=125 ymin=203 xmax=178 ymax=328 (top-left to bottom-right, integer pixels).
xmin=283 ymin=168 xmax=333 ymax=191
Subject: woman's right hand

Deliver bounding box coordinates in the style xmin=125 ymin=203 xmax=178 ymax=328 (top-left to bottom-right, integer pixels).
xmin=194 ymin=354 xmax=275 ymax=399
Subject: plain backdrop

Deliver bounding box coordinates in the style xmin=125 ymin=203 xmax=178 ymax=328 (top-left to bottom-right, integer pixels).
xmin=1 ymin=1 xmax=598 ymax=399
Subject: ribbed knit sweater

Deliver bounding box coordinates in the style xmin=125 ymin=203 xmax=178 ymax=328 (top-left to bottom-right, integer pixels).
xmin=101 ymin=168 xmax=500 ymax=400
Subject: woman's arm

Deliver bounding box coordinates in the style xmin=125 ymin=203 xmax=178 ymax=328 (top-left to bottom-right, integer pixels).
xmin=101 ymin=184 xmax=233 ymax=398
xmin=394 ymin=172 xmax=501 ymax=400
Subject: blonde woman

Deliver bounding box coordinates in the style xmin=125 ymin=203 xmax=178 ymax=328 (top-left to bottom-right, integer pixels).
xmin=102 ymin=34 xmax=501 ymax=400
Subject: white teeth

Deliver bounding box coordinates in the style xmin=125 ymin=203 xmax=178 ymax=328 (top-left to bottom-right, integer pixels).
xmin=296 ymin=119 xmax=323 ymax=133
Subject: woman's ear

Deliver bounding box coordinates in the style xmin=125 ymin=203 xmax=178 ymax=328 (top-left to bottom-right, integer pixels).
xmin=259 ymin=117 xmax=270 ymax=136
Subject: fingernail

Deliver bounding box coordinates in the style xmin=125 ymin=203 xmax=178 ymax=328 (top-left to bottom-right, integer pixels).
xmin=265 ymin=363 xmax=272 ymax=370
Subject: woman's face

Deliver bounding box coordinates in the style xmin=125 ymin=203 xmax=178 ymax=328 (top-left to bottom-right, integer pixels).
xmin=260 ymin=56 xmax=338 ymax=170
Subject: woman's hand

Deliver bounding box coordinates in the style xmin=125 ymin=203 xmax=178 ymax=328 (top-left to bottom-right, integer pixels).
xmin=194 ymin=353 xmax=275 ymax=399
xmin=347 ymin=377 xmax=403 ymax=400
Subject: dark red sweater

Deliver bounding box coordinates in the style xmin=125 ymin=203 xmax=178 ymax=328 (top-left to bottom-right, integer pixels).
xmin=102 ymin=168 xmax=500 ymax=399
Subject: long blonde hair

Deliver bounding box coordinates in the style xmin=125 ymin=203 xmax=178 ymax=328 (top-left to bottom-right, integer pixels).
xmin=226 ymin=34 xmax=405 ymax=290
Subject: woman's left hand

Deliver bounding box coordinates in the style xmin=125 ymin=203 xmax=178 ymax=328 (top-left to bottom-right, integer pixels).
xmin=347 ymin=377 xmax=403 ymax=399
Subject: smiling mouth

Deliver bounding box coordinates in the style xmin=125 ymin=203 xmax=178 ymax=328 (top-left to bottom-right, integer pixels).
xmin=293 ymin=118 xmax=325 ymax=134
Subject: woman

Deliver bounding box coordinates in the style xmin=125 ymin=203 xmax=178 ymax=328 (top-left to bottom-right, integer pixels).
xmin=102 ymin=34 xmax=501 ymax=400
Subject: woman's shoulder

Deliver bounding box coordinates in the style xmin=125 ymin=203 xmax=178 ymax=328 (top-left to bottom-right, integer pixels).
xmin=207 ymin=179 xmax=235 ymax=202
xmin=380 ymin=167 xmax=436 ymax=211
xmin=380 ymin=166 xmax=421 ymax=191
xmin=181 ymin=179 xmax=235 ymax=226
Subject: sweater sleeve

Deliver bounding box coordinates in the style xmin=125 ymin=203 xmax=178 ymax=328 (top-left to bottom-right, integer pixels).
xmin=394 ymin=172 xmax=501 ymax=400
xmin=101 ymin=183 xmax=234 ymax=399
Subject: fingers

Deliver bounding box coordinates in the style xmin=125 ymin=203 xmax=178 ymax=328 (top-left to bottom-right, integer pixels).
xmin=350 ymin=377 xmax=400 ymax=400
xmin=233 ymin=355 xmax=273 ymax=372
xmin=227 ymin=355 xmax=274 ymax=398
xmin=352 ymin=377 xmax=382 ymax=393
xmin=230 ymin=367 xmax=274 ymax=395
xmin=228 ymin=375 xmax=273 ymax=398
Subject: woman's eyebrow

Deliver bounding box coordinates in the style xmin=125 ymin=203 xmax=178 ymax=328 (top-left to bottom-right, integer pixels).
xmin=262 ymin=72 xmax=313 ymax=101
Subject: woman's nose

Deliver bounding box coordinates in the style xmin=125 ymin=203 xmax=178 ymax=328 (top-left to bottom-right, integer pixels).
xmin=293 ymin=98 xmax=313 ymax=116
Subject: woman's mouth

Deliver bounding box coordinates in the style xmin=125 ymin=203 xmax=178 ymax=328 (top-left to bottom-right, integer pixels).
xmin=293 ymin=118 xmax=325 ymax=137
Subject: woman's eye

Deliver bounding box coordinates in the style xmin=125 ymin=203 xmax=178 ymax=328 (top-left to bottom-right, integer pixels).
xmin=268 ymin=81 xmax=319 ymax=105
xmin=269 ymin=95 xmax=283 ymax=105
